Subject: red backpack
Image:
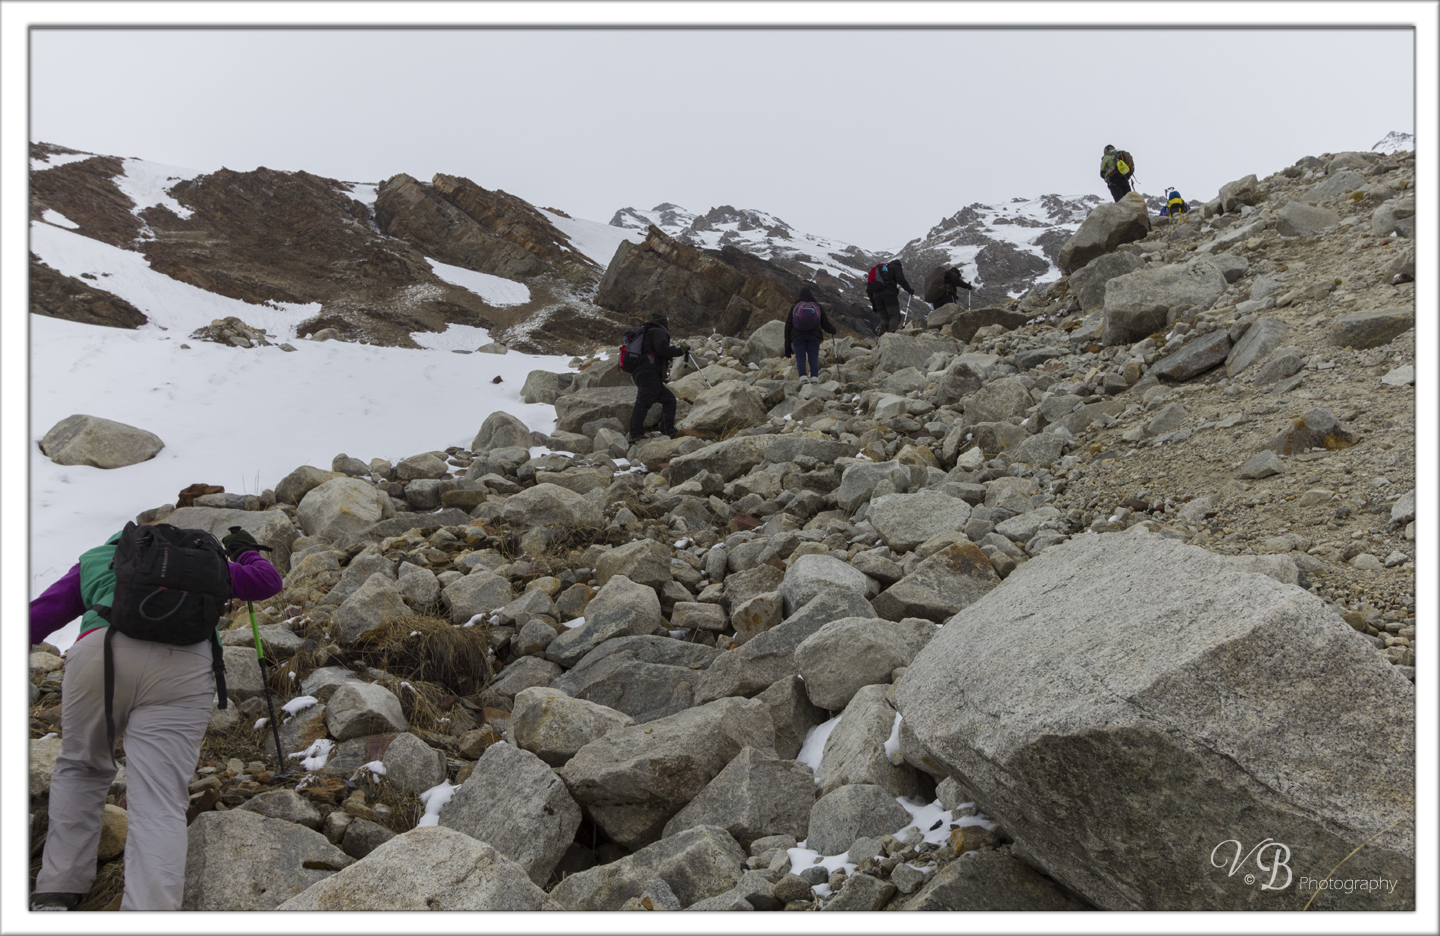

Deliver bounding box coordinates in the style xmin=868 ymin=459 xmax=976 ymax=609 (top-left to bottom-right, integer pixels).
xmin=867 ymin=263 xmax=895 ymax=284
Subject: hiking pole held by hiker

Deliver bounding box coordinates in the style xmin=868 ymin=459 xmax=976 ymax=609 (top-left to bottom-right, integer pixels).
xmin=228 ymin=526 xmax=296 ymax=779
xmin=687 ymin=350 xmax=712 ymax=388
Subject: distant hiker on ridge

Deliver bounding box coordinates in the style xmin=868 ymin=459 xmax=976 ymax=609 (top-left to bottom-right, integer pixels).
xmin=922 ymin=264 xmax=976 ymax=311
xmin=624 ymin=312 xmax=686 ymax=444
xmin=29 ymin=523 xmax=282 ymax=911
xmin=866 ymin=260 xmax=915 ymax=336
xmin=783 ymin=285 xmax=837 ymax=385
xmin=1100 ymin=144 xmax=1136 ymax=202
xmin=1161 ymin=188 xmax=1189 ymax=217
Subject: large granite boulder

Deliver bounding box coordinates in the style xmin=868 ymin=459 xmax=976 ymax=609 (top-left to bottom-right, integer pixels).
xmin=470 ymin=410 xmax=533 ymax=452
xmin=38 ymin=414 xmax=163 ymax=469
xmin=694 ymin=591 xmax=878 ymax=703
xmin=676 ymin=381 xmax=768 ymax=435
xmin=275 ymin=826 xmax=562 ymax=910
xmin=1068 ymin=251 xmax=1146 ymax=312
xmin=511 ymin=686 xmax=636 ymax=767
xmin=547 ymin=824 xmax=747 ymax=911
xmin=1057 ymin=192 xmax=1151 ymax=275
xmin=296 ymin=477 xmax=395 ymax=542
xmin=1102 ymin=258 xmax=1228 ymax=345
xmin=867 ymin=490 xmax=974 ymax=553
xmin=553 ymin=386 xmax=642 ymax=435
xmin=550 ymin=635 xmax=720 ymax=723
xmin=437 ymin=741 xmax=580 ymax=886
xmin=184 ymin=809 xmax=353 ymax=910
xmin=543 ymin=573 xmax=663 ymax=668
xmin=661 ymin=746 xmax=815 ymax=848
xmin=556 ymin=696 xmax=776 ymax=850
xmin=896 ymin=529 xmax=1416 ymax=911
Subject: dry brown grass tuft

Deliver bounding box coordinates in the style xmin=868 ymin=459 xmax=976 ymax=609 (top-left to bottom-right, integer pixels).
xmin=352 ymin=614 xmax=492 ymax=696
xmin=75 ymin=857 xmax=125 ymax=911
xmin=377 ymin=676 xmax=452 ymax=734
xmin=200 ymin=718 xmax=274 ymax=766
xmin=369 ymin=785 xmax=426 ymax=835
xmin=265 ymin=646 xmax=324 ymax=697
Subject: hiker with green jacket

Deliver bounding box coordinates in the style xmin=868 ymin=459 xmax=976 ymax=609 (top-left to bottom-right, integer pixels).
xmin=29 ymin=525 xmax=281 ymax=911
xmin=1100 ymin=144 xmax=1135 ymax=202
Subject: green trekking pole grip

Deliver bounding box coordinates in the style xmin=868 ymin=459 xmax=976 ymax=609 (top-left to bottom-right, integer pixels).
xmin=249 ymin=600 xmax=264 ymax=659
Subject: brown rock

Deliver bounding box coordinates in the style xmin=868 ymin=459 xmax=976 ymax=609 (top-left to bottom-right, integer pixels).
xmin=97 ymin=804 xmax=128 ymax=860
xmin=457 ymin=726 xmax=503 ymax=760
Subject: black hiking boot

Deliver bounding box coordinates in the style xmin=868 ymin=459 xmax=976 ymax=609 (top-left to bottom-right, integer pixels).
xmin=30 ymin=892 xmax=82 ymax=911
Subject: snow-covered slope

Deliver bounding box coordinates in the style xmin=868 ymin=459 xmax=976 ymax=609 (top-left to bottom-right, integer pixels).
xmin=28 ymin=218 xmax=576 ymax=649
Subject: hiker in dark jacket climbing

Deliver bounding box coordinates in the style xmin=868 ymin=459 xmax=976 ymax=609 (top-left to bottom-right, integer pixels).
xmin=627 ymin=312 xmax=687 ymax=444
xmin=866 ymin=260 xmax=915 ymax=336
xmin=924 ymin=265 xmax=976 ymax=311
xmin=30 ymin=525 xmax=282 ymax=911
xmin=1100 ymin=144 xmax=1134 ymax=202
xmin=783 ymin=286 xmax=837 ymax=384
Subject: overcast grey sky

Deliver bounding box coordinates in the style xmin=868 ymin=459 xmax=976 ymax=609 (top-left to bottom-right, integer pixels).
xmin=23 ymin=10 xmax=1425 ymax=251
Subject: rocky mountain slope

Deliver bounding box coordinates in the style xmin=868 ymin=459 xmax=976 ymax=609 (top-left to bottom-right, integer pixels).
xmin=29 ymin=142 xmax=632 ymax=354
xmin=30 ymin=143 xmax=1416 ymax=912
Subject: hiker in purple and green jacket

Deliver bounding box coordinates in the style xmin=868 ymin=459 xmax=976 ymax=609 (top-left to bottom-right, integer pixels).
xmin=30 ymin=526 xmax=281 ymax=911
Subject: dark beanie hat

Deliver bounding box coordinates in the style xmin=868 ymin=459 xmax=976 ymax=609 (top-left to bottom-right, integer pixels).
xmin=651 ymin=313 xmax=668 ymax=326
xmin=1105 ymin=144 xmax=1116 ymax=153
xmin=797 ymin=286 xmax=816 ymax=303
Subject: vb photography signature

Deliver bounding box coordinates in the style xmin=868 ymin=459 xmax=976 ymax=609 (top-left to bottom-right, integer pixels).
xmin=1211 ymin=838 xmax=1293 ymax=890
xmin=1210 ymin=838 xmax=1399 ymax=898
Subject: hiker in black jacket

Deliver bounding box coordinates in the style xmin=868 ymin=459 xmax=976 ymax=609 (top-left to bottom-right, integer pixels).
xmin=866 ymin=260 xmax=915 ymax=336
xmin=924 ymin=265 xmax=975 ymax=311
xmin=627 ymin=313 xmax=686 ymax=444
xmin=783 ymin=286 xmax=837 ymax=384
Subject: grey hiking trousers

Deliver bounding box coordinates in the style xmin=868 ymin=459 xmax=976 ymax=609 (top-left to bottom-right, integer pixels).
xmin=35 ymin=629 xmax=215 ymax=910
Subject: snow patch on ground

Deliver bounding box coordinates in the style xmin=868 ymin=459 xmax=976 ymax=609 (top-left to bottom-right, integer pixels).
xmin=41 ymin=209 xmax=79 ymax=229
xmin=883 ymin=712 xmax=902 ymax=759
xmin=540 ymin=208 xmax=640 ymax=269
xmin=425 ymin=257 xmax=531 ymax=306
xmin=408 ymin=323 xmax=492 ymax=351
xmin=797 ymin=714 xmax=840 ymax=777
xmin=416 ymin=780 xmax=461 ymax=827
xmin=29 ymin=220 xmax=576 ymax=652
xmin=31 ymin=150 xmax=95 ymax=172
xmin=344 ymin=181 xmax=379 ymax=209
xmin=115 ymin=157 xmax=201 ymax=224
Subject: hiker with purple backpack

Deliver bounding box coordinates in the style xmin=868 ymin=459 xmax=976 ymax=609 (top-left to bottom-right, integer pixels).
xmin=783 ymin=286 xmax=837 ymax=385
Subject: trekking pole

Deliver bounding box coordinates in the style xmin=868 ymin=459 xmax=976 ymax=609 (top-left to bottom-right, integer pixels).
xmin=249 ymin=599 xmax=298 ymax=779
xmin=687 ymin=351 xmax=712 ymax=388
xmin=230 ymin=526 xmax=296 ymax=779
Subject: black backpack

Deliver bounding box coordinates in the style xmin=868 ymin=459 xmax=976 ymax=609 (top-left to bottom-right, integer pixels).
xmin=93 ymin=522 xmax=233 ymax=761
xmin=923 ymin=266 xmax=949 ymax=304
xmin=618 ymin=325 xmax=649 ymax=373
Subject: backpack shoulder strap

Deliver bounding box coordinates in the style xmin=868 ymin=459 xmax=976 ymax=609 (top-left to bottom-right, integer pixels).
xmin=103 ymin=625 xmax=119 ymax=766
xmin=210 ymin=631 xmax=228 ymax=711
